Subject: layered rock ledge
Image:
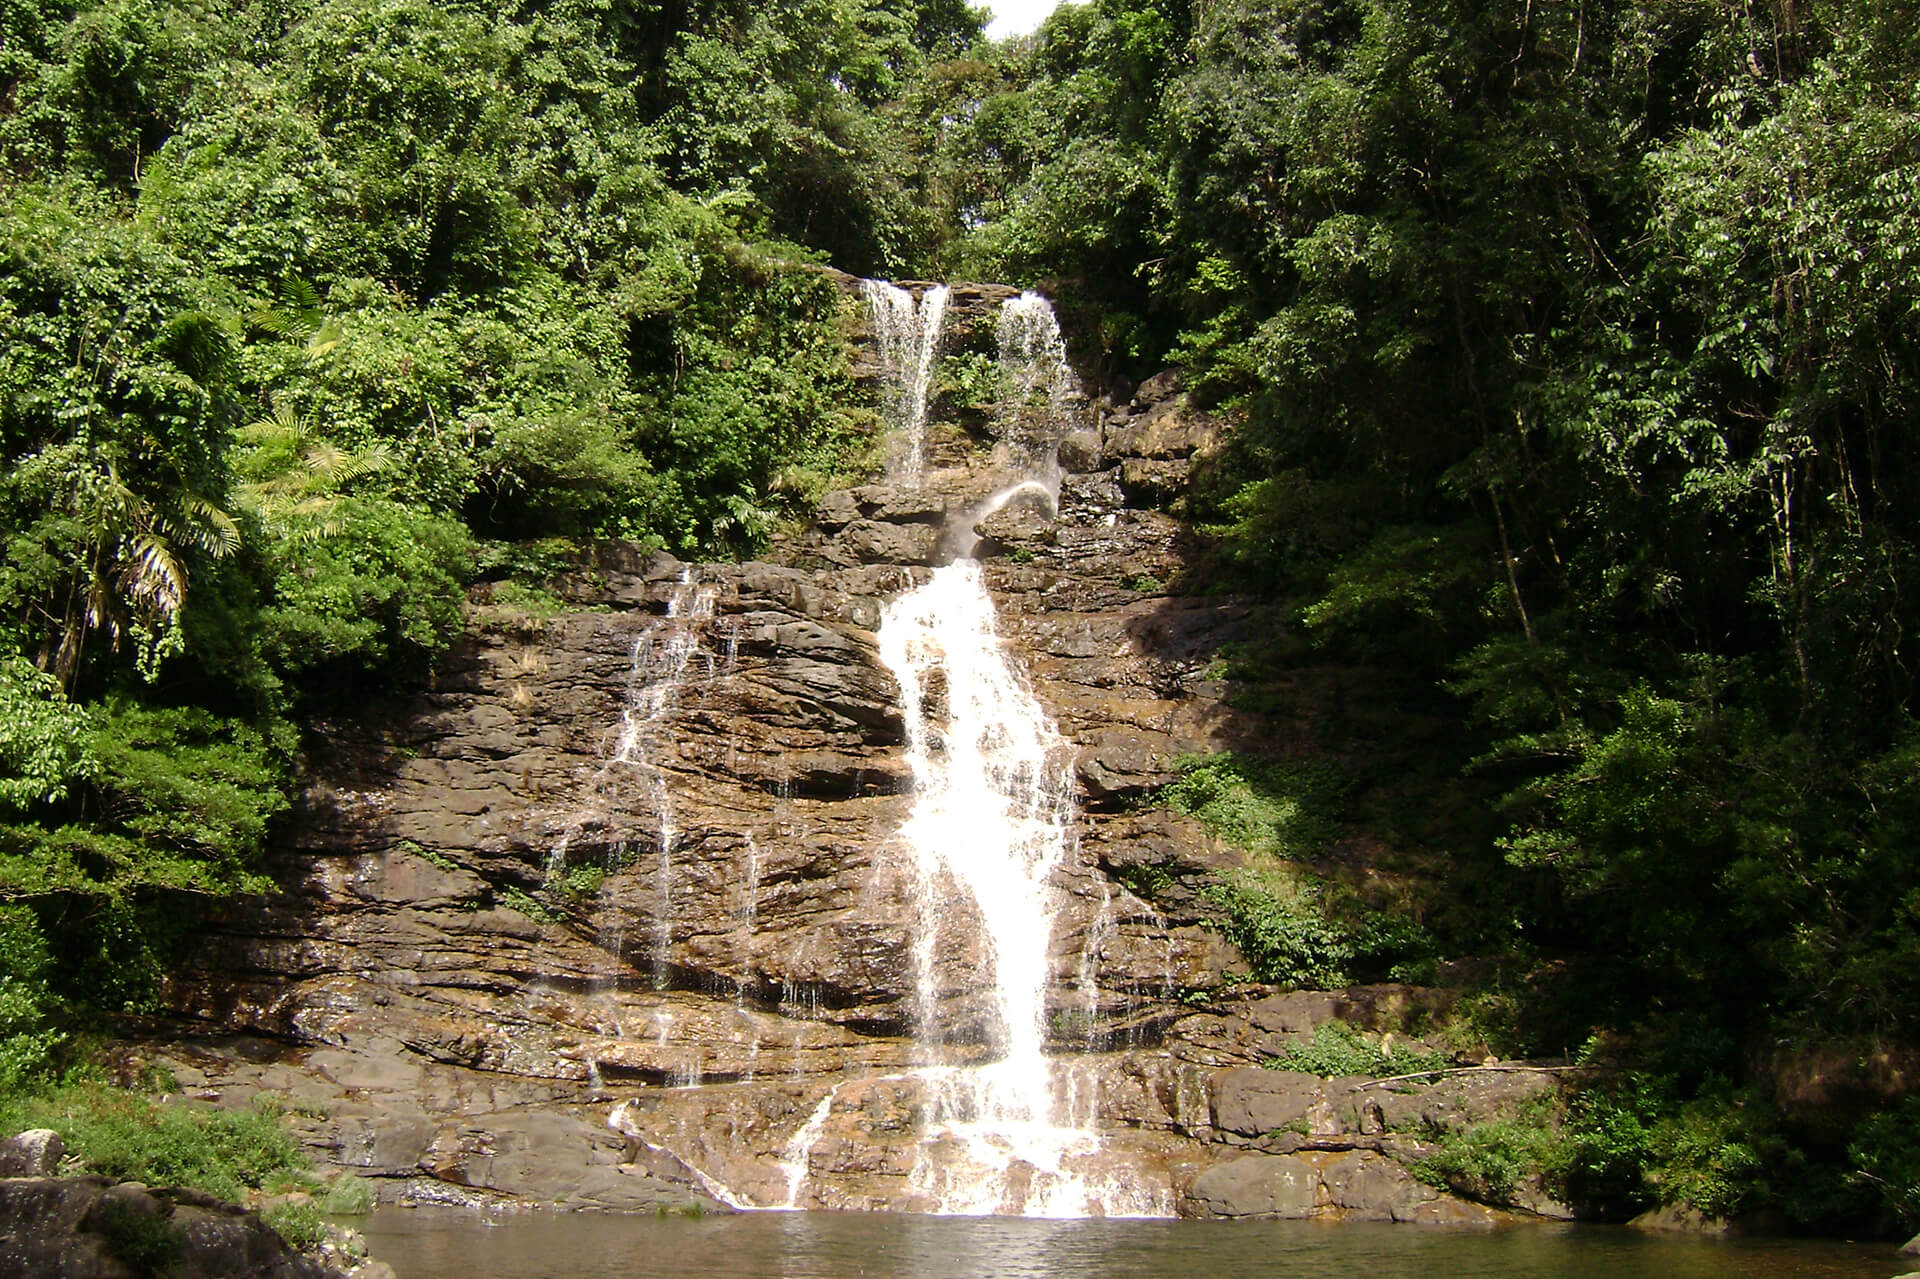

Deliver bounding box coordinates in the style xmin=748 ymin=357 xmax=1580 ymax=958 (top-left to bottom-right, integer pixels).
xmin=134 ymin=282 xmax=1556 ymax=1224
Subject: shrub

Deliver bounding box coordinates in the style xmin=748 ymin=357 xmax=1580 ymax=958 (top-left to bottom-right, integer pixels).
xmin=1157 ymin=752 xmax=1347 ymax=859
xmin=1415 ymin=1114 xmax=1560 ymax=1204
xmin=1266 ymin=1020 xmax=1452 ymax=1079
xmin=5 ymin=1083 xmax=308 ymax=1204
xmin=1201 ymin=868 xmax=1350 ymax=988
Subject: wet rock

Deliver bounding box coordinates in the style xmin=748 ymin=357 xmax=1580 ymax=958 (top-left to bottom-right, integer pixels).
xmin=1902 ymin=1231 xmax=1920 ymax=1256
xmin=1184 ymin=1154 xmax=1319 ymax=1219
xmin=0 ymin=1128 xmax=65 ymax=1177
xmin=1057 ymin=429 xmax=1104 ymax=473
xmin=1627 ymin=1203 xmax=1731 ymax=1233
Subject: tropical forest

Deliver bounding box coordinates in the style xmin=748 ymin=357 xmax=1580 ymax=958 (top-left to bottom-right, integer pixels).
xmin=2 ymin=0 xmax=1918 ymax=1269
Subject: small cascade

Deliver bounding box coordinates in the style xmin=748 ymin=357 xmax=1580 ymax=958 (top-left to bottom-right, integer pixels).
xmin=546 ymin=570 xmax=717 ymax=988
xmin=774 ymin=1086 xmax=841 ymax=1210
xmin=863 ymin=280 xmax=950 ymax=485
xmin=994 ymin=290 xmax=1079 ymax=474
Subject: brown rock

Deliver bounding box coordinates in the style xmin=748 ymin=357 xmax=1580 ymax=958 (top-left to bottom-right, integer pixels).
xmin=1117 ymin=458 xmax=1191 ymax=507
xmin=1212 ymin=1069 xmax=1323 ymax=1138
xmin=0 ymin=1176 xmax=351 ymax=1279
xmin=1132 ymin=371 xmax=1183 ymax=408
xmin=1183 ymin=1155 xmax=1320 ymax=1219
xmin=1627 ymin=1202 xmax=1731 ymax=1234
xmin=1320 ymin=1150 xmax=1444 ymax=1222
xmin=838 ymin=520 xmax=944 ymax=565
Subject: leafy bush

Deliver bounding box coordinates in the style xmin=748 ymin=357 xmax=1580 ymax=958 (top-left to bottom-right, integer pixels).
xmin=2 ymin=1083 xmax=309 ymax=1203
xmin=0 ymin=905 xmax=64 ymax=1088
xmin=1849 ymin=1097 xmax=1920 ymax=1232
xmin=1201 ymin=868 xmax=1350 ymax=989
xmin=1266 ymin=1020 xmax=1451 ymax=1079
xmin=1156 ymin=753 xmax=1346 ymax=860
xmin=320 ymin=1173 xmax=376 ymax=1216
xmin=1415 ymin=1113 xmax=1561 ymax=1204
xmin=260 ymin=1198 xmax=326 ymax=1251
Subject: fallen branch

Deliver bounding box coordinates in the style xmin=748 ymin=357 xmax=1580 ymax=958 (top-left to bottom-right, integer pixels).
xmin=1350 ymin=1063 xmax=1593 ymax=1090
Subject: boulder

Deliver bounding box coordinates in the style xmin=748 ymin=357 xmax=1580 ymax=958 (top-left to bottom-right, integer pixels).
xmin=1117 ymin=458 xmax=1191 ymax=506
xmin=1132 ymin=370 xmax=1183 ymax=407
xmin=1212 ymin=1068 xmax=1323 ymax=1138
xmin=1320 ymin=1151 xmax=1445 ymax=1222
xmin=0 ymin=1128 xmax=65 ymax=1178
xmin=1056 ymin=429 xmax=1104 ymax=473
xmin=837 ymin=520 xmax=943 ymax=565
xmin=1627 ymin=1203 xmax=1731 ymax=1234
xmin=1183 ymin=1155 xmax=1319 ymax=1219
xmin=0 ymin=1176 xmax=355 ymax=1279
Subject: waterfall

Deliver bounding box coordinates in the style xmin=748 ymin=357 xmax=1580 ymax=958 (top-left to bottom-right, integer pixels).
xmin=879 ymin=563 xmax=1105 ymax=1215
xmin=866 ymin=290 xmax=1149 ymax=1217
xmin=863 ymin=280 xmax=949 ymax=485
xmin=994 ymin=291 xmax=1078 ymax=476
xmin=581 ymin=289 xmax=1170 ymax=1218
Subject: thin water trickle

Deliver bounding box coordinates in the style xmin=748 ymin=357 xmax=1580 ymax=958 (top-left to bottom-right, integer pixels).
xmin=775 ymin=1087 xmax=841 ymax=1210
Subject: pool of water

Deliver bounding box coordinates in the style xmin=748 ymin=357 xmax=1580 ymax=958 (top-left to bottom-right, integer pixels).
xmin=358 ymin=1207 xmax=1901 ymax=1279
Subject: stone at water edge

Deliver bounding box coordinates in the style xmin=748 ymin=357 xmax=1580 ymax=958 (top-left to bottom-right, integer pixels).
xmin=0 ymin=1127 xmax=65 ymax=1177
xmin=1625 ymin=1202 xmax=1731 ymax=1234
xmin=1184 ymin=1154 xmax=1320 ymax=1219
xmin=1902 ymin=1232 xmax=1920 ymax=1256
xmin=0 ymin=1176 xmax=376 ymax=1279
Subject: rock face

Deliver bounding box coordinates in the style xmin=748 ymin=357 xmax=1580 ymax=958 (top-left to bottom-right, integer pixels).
xmin=140 ymin=276 xmax=1540 ymax=1224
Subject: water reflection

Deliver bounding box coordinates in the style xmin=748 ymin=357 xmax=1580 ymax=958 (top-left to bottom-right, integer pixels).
xmin=360 ymin=1207 xmax=1897 ymax=1279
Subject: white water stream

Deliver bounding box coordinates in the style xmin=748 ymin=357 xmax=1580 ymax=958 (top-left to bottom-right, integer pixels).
xmin=859 ymin=290 xmax=1154 ymax=1217
xmin=863 ymin=280 xmax=950 ymax=485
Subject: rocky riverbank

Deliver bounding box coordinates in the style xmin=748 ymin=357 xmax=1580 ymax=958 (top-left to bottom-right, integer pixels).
xmin=0 ymin=1130 xmax=390 ymax=1279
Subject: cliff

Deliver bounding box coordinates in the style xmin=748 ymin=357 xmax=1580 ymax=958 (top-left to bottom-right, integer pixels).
xmin=130 ymin=279 xmax=1542 ymax=1223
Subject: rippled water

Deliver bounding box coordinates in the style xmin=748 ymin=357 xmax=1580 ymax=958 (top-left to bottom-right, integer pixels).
xmin=359 ymin=1207 xmax=1898 ymax=1279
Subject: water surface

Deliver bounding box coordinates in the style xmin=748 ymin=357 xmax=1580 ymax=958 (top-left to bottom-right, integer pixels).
xmin=359 ymin=1207 xmax=1899 ymax=1279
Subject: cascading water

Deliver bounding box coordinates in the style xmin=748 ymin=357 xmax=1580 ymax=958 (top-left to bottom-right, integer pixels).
xmin=584 ymin=287 xmax=1171 ymax=1219
xmin=994 ymin=291 xmax=1078 ymax=474
xmin=862 ymin=280 xmax=950 ymax=485
xmin=547 ymin=571 xmax=717 ymax=988
xmin=860 ymin=290 xmax=1161 ymax=1218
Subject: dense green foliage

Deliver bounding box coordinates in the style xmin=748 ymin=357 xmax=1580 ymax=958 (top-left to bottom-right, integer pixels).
xmin=940 ymin=0 xmax=1920 ymax=1233
xmin=4 ymin=0 xmax=1919 ymax=1237
xmin=0 ymin=1077 xmax=356 ymax=1249
xmin=1264 ymin=1019 xmax=1450 ymax=1080
xmin=0 ymin=0 xmax=973 ymax=1084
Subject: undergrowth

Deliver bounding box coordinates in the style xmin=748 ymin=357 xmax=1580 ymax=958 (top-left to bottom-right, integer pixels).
xmin=1266 ymin=1020 xmax=1452 ymax=1079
